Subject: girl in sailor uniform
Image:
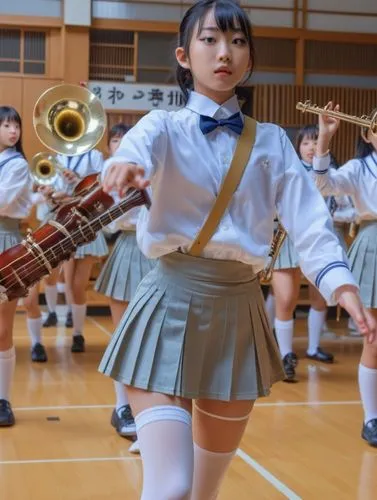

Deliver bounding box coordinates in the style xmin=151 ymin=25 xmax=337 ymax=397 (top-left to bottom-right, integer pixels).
xmin=314 ymin=103 xmax=377 ymax=447
xmin=98 ymin=2 xmax=375 ymax=497
xmin=0 ymin=106 xmax=35 ymax=426
xmin=269 ymin=125 xmax=335 ymax=382
xmin=56 ymin=149 xmax=108 ymax=352
xmin=95 ymin=124 xmax=155 ymax=444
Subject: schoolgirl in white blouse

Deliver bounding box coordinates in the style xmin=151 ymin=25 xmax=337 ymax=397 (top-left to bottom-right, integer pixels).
xmin=98 ymin=2 xmax=376 ymax=497
xmin=314 ymin=103 xmax=377 ymax=447
xmin=0 ymin=106 xmax=35 ymax=427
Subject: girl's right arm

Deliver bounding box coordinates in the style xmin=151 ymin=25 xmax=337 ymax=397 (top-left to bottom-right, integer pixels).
xmin=102 ymin=110 xmax=168 ymax=197
xmin=314 ymin=102 xmax=359 ymax=196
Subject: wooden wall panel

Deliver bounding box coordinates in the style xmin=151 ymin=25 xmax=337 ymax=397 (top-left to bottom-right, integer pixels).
xmin=63 ymin=26 xmax=90 ymax=84
xmin=21 ymin=78 xmax=62 ymax=159
xmin=0 ymin=77 xmax=22 ymax=111
xmin=48 ymin=28 xmax=63 ymax=78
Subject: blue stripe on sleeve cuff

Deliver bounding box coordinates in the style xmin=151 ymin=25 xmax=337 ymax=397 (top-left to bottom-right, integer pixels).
xmin=315 ymin=261 xmax=349 ymax=288
xmin=313 ymin=169 xmax=328 ymax=175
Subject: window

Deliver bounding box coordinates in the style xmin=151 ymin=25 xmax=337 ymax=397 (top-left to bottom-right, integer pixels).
xmin=0 ymin=29 xmax=46 ymax=75
xmin=89 ymin=29 xmax=136 ymax=81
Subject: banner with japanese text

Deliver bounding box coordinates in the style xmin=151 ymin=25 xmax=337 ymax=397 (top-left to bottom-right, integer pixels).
xmin=88 ymin=82 xmax=185 ymax=111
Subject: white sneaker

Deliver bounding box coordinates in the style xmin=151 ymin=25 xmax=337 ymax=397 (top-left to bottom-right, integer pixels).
xmin=129 ymin=439 xmax=140 ymax=454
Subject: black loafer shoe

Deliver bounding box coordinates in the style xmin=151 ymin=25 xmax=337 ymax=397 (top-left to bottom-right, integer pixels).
xmin=282 ymin=352 xmax=298 ymax=383
xmin=43 ymin=311 xmax=57 ymax=328
xmin=65 ymin=311 xmax=73 ymax=328
xmin=31 ymin=343 xmax=48 ymax=363
xmin=362 ymin=418 xmax=377 ymax=447
xmin=71 ymin=334 xmax=85 ymax=353
xmin=306 ymin=347 xmax=334 ymax=364
xmin=0 ymin=399 xmax=15 ymax=427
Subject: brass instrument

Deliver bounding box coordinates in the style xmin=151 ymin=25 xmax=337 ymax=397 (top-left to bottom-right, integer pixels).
xmin=33 ymin=84 xmax=106 ymax=156
xmin=296 ymin=101 xmax=377 ymax=138
xmin=259 ymin=222 xmax=287 ymax=284
xmin=30 ymin=152 xmax=70 ymax=186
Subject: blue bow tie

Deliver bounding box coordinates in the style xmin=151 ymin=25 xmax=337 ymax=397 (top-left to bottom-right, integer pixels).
xmin=199 ymin=112 xmax=244 ymax=135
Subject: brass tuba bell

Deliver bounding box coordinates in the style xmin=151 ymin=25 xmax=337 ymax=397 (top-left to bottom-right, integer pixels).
xmin=30 ymin=152 xmax=68 ymax=186
xmin=33 ymin=84 xmax=106 ymax=156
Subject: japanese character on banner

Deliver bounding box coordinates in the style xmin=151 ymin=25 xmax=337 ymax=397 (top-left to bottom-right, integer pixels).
xmin=148 ymin=88 xmax=164 ymax=107
xmin=108 ymin=86 xmax=125 ymax=105
xmin=92 ymin=86 xmax=102 ymax=99
xmin=133 ymin=90 xmax=145 ymax=100
xmin=167 ymin=90 xmax=184 ymax=107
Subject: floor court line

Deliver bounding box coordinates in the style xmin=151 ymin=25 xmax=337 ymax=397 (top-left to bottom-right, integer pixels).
xmin=0 ymin=456 xmax=140 ymax=466
xmin=236 ymin=449 xmax=302 ymax=500
xmin=13 ymin=400 xmax=361 ymax=412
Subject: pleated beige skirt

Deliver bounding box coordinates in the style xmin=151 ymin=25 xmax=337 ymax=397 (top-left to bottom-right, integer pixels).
xmin=99 ymin=252 xmax=284 ymax=401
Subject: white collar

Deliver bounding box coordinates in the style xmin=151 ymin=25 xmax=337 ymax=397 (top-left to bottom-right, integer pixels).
xmin=185 ymin=91 xmax=241 ymax=119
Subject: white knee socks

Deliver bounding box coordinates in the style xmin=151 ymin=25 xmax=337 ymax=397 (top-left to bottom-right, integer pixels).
xmin=71 ymin=304 xmax=87 ymax=337
xmin=359 ymin=364 xmax=377 ymax=424
xmin=307 ymin=308 xmax=326 ymax=356
xmin=45 ymin=285 xmax=58 ymax=313
xmin=191 ymin=444 xmax=236 ymax=500
xmin=114 ymin=381 xmax=129 ymax=410
xmin=135 ymin=405 xmax=193 ymax=500
xmin=0 ymin=347 xmax=16 ymax=401
xmin=27 ymin=317 xmax=43 ymax=347
xmin=274 ymin=318 xmax=294 ymax=358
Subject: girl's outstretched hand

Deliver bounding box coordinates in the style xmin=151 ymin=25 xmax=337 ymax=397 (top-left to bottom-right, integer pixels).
xmin=318 ymin=101 xmax=341 ymax=139
xmin=335 ymin=285 xmax=376 ymax=344
xmin=103 ymin=162 xmax=150 ymax=197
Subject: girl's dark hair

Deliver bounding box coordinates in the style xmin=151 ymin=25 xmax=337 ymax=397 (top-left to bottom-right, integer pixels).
xmin=108 ymin=123 xmax=131 ymax=145
xmin=355 ymin=107 xmax=377 ymax=158
xmin=295 ymin=124 xmax=318 ymax=159
xmin=176 ymin=0 xmax=255 ymax=102
xmin=0 ymin=106 xmax=24 ymax=157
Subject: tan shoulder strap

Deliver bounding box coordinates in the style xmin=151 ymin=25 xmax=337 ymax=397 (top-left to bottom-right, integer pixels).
xmin=188 ymin=116 xmax=257 ymax=257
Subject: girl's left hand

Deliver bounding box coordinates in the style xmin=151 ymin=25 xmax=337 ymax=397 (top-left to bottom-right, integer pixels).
xmin=335 ymin=285 xmax=376 ymax=344
xmin=318 ymin=101 xmax=341 ymax=139
xmin=63 ymin=170 xmax=80 ymax=184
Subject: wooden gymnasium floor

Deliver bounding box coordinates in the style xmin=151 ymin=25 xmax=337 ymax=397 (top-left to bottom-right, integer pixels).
xmin=2 ymin=298 xmax=377 ymax=499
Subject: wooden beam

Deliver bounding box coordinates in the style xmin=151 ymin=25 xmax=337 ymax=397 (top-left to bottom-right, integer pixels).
xmin=92 ymin=19 xmax=179 ymax=33
xmin=0 ymin=15 xmax=62 ymax=28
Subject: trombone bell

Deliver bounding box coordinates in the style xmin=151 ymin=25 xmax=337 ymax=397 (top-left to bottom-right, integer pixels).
xmin=30 ymin=152 xmax=63 ymax=186
xmin=33 ymin=84 xmax=106 ymax=156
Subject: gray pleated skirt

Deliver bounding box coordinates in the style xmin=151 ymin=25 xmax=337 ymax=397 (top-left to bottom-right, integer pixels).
xmin=0 ymin=217 xmax=22 ymax=252
xmin=94 ymin=231 xmax=156 ymax=302
xmin=274 ymin=236 xmax=299 ymax=270
xmin=74 ymin=231 xmax=108 ymax=259
xmin=99 ymin=252 xmax=285 ymax=401
xmin=347 ymin=220 xmax=377 ymax=308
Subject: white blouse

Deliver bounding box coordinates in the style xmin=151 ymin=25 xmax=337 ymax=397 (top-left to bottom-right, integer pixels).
xmin=313 ymin=152 xmax=377 ymax=221
xmin=0 ymin=148 xmax=33 ymax=219
xmin=110 ymin=91 xmax=357 ymax=304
